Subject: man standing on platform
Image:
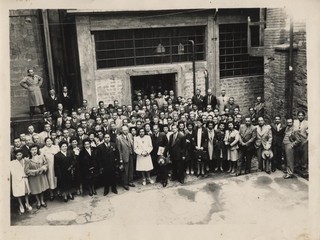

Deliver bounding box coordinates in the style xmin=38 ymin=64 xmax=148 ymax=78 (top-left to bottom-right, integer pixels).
xmin=192 ymin=89 xmax=204 ymax=111
xmin=20 ymin=69 xmax=45 ymax=118
xmin=217 ymin=89 xmax=229 ymax=114
xmin=203 ymin=89 xmax=218 ymax=111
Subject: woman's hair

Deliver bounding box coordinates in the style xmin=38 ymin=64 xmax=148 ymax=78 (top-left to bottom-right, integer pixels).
xmin=29 ymin=144 xmax=39 ymax=155
xmin=82 ymin=138 xmax=91 ymax=146
xmin=44 ymin=137 xmax=52 ymax=144
xmin=59 ymin=141 xmax=68 ymax=148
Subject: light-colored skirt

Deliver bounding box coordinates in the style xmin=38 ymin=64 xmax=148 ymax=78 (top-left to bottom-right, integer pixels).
xmin=227 ymin=149 xmax=239 ymax=162
xmin=29 ymin=174 xmax=49 ymax=195
xmin=46 ymin=158 xmax=57 ymax=190
xmin=136 ymin=154 xmax=153 ymax=171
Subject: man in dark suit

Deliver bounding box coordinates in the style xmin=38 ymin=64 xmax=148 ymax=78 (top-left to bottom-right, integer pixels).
xmin=192 ymin=118 xmax=209 ymax=176
xmin=237 ymin=117 xmax=257 ymax=175
xmin=97 ymin=134 xmax=120 ymax=195
xmin=164 ymin=124 xmax=186 ymax=184
xmin=271 ymin=115 xmax=286 ymax=171
xmin=192 ymin=88 xmax=204 ymax=111
xmin=76 ymin=127 xmax=88 ymax=149
xmin=151 ymin=124 xmax=169 ymax=186
xmin=60 ymin=86 xmax=73 ymax=113
xmin=203 ymin=88 xmax=218 ymax=111
xmin=116 ymin=126 xmax=135 ymax=190
xmin=46 ymin=89 xmax=58 ymax=114
xmin=108 ymin=123 xmax=119 ymax=143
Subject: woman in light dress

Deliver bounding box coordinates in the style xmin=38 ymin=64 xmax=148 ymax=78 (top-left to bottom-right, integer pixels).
xmin=224 ymin=122 xmax=240 ymax=174
xmin=10 ymin=149 xmax=32 ymax=214
xmin=134 ymin=128 xmax=154 ymax=185
xmin=40 ymin=137 xmax=59 ymax=200
xmin=25 ymin=145 xmax=49 ymax=209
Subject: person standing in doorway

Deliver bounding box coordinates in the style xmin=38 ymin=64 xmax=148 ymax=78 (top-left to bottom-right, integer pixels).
xmin=20 ymin=69 xmax=45 ymax=118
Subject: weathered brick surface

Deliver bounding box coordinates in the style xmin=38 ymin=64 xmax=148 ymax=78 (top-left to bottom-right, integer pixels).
xmin=220 ymin=76 xmax=264 ymax=115
xmin=264 ymin=8 xmax=307 ymax=121
xmin=10 ymin=10 xmax=47 ymax=117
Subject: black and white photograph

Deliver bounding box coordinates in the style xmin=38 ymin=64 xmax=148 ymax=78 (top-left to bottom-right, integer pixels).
xmin=2 ymin=0 xmax=320 ymax=239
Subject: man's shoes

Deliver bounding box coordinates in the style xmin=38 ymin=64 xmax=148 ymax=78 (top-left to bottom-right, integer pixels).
xmin=89 ymin=191 xmax=93 ymax=196
xmin=93 ymin=190 xmax=97 ymax=195
xmin=235 ymin=172 xmax=240 ymax=176
xmin=245 ymin=170 xmax=251 ymax=174
xmin=272 ymin=168 xmax=276 ymax=172
xmin=128 ymin=183 xmax=135 ymax=187
xmin=266 ymin=171 xmax=271 ymax=175
xmin=283 ymin=174 xmax=293 ymax=179
xmin=162 ymin=181 xmax=168 ymax=187
xmin=179 ymin=179 xmax=184 ymax=184
xmin=103 ymin=188 xmax=109 ymax=196
xmin=123 ymin=185 xmax=129 ymax=191
xmin=68 ymin=194 xmax=74 ymax=200
xmin=112 ymin=188 xmax=118 ymax=194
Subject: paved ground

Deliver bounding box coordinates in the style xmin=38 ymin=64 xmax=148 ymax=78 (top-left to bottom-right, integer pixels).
xmin=11 ymin=170 xmax=308 ymax=238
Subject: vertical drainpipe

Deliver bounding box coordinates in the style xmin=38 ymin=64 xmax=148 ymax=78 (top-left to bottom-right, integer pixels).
xmin=189 ymin=40 xmax=196 ymax=96
xmin=41 ymin=9 xmax=55 ymax=90
xmin=288 ymin=17 xmax=294 ymax=117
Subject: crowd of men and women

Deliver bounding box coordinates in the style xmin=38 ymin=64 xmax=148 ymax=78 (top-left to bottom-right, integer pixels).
xmin=10 ymin=69 xmax=308 ymax=215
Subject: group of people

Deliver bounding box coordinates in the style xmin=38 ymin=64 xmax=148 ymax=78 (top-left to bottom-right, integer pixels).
xmin=11 ymin=70 xmax=308 ymax=215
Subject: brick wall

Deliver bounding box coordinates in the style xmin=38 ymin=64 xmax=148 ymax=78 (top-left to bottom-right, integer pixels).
xmin=264 ymin=8 xmax=307 ymax=121
xmin=10 ymin=10 xmax=47 ymax=118
xmin=220 ymin=76 xmax=264 ymax=115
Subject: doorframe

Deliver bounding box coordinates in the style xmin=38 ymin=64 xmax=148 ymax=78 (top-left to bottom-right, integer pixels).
xmin=127 ymin=67 xmax=180 ymax=105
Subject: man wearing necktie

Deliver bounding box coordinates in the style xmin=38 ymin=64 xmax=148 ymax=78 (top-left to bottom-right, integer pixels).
xmin=164 ymin=124 xmax=186 ymax=184
xmin=203 ymin=89 xmax=218 ymax=111
xmin=116 ymin=126 xmax=135 ymax=190
xmin=254 ymin=117 xmax=273 ymax=173
xmin=97 ymin=134 xmax=120 ymax=195
xmin=271 ymin=115 xmax=286 ymax=171
xmin=151 ymin=124 xmax=169 ymax=187
xmin=191 ymin=89 xmax=204 ymax=111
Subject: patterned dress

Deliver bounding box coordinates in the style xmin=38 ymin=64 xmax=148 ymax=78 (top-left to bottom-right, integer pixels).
xmin=25 ymin=155 xmax=49 ymax=195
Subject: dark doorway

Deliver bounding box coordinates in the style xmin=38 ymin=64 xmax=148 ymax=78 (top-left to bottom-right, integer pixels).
xmin=130 ymin=73 xmax=176 ymax=102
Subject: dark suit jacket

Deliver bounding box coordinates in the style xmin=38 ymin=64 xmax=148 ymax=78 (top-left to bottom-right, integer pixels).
xmin=203 ymin=94 xmax=218 ymax=110
xmin=54 ymin=151 xmax=74 ymax=188
xmin=108 ymin=130 xmax=119 ymax=143
xmin=79 ymin=148 xmax=98 ymax=179
xmin=192 ymin=95 xmax=204 ymax=110
xmin=271 ymin=123 xmax=286 ymax=147
xmin=46 ymin=95 xmax=58 ymax=113
xmin=151 ymin=132 xmax=168 ymax=157
xmin=60 ymin=93 xmax=73 ymax=112
xmin=165 ymin=132 xmax=186 ymax=161
xmin=192 ymin=127 xmax=209 ymax=151
xmin=96 ymin=142 xmax=119 ymax=174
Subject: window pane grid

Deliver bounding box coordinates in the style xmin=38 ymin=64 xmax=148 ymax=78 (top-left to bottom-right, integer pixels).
xmin=219 ymin=23 xmax=263 ymax=78
xmin=94 ymin=26 xmax=205 ymax=69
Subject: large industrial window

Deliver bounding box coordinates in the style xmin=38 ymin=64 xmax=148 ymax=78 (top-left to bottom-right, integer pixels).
xmin=219 ymin=23 xmax=263 ymax=78
xmin=93 ymin=26 xmax=205 ymax=69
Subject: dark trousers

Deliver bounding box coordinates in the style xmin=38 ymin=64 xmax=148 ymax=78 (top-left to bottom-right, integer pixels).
xmin=158 ymin=165 xmax=168 ymax=183
xmin=272 ymin=144 xmax=283 ymax=170
xmin=103 ymin=171 xmax=117 ymax=191
xmin=122 ymin=155 xmax=134 ymax=185
xmin=151 ymin=153 xmax=159 ymax=177
xmin=237 ymin=146 xmax=254 ymax=173
xmin=172 ymin=160 xmax=185 ymax=182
